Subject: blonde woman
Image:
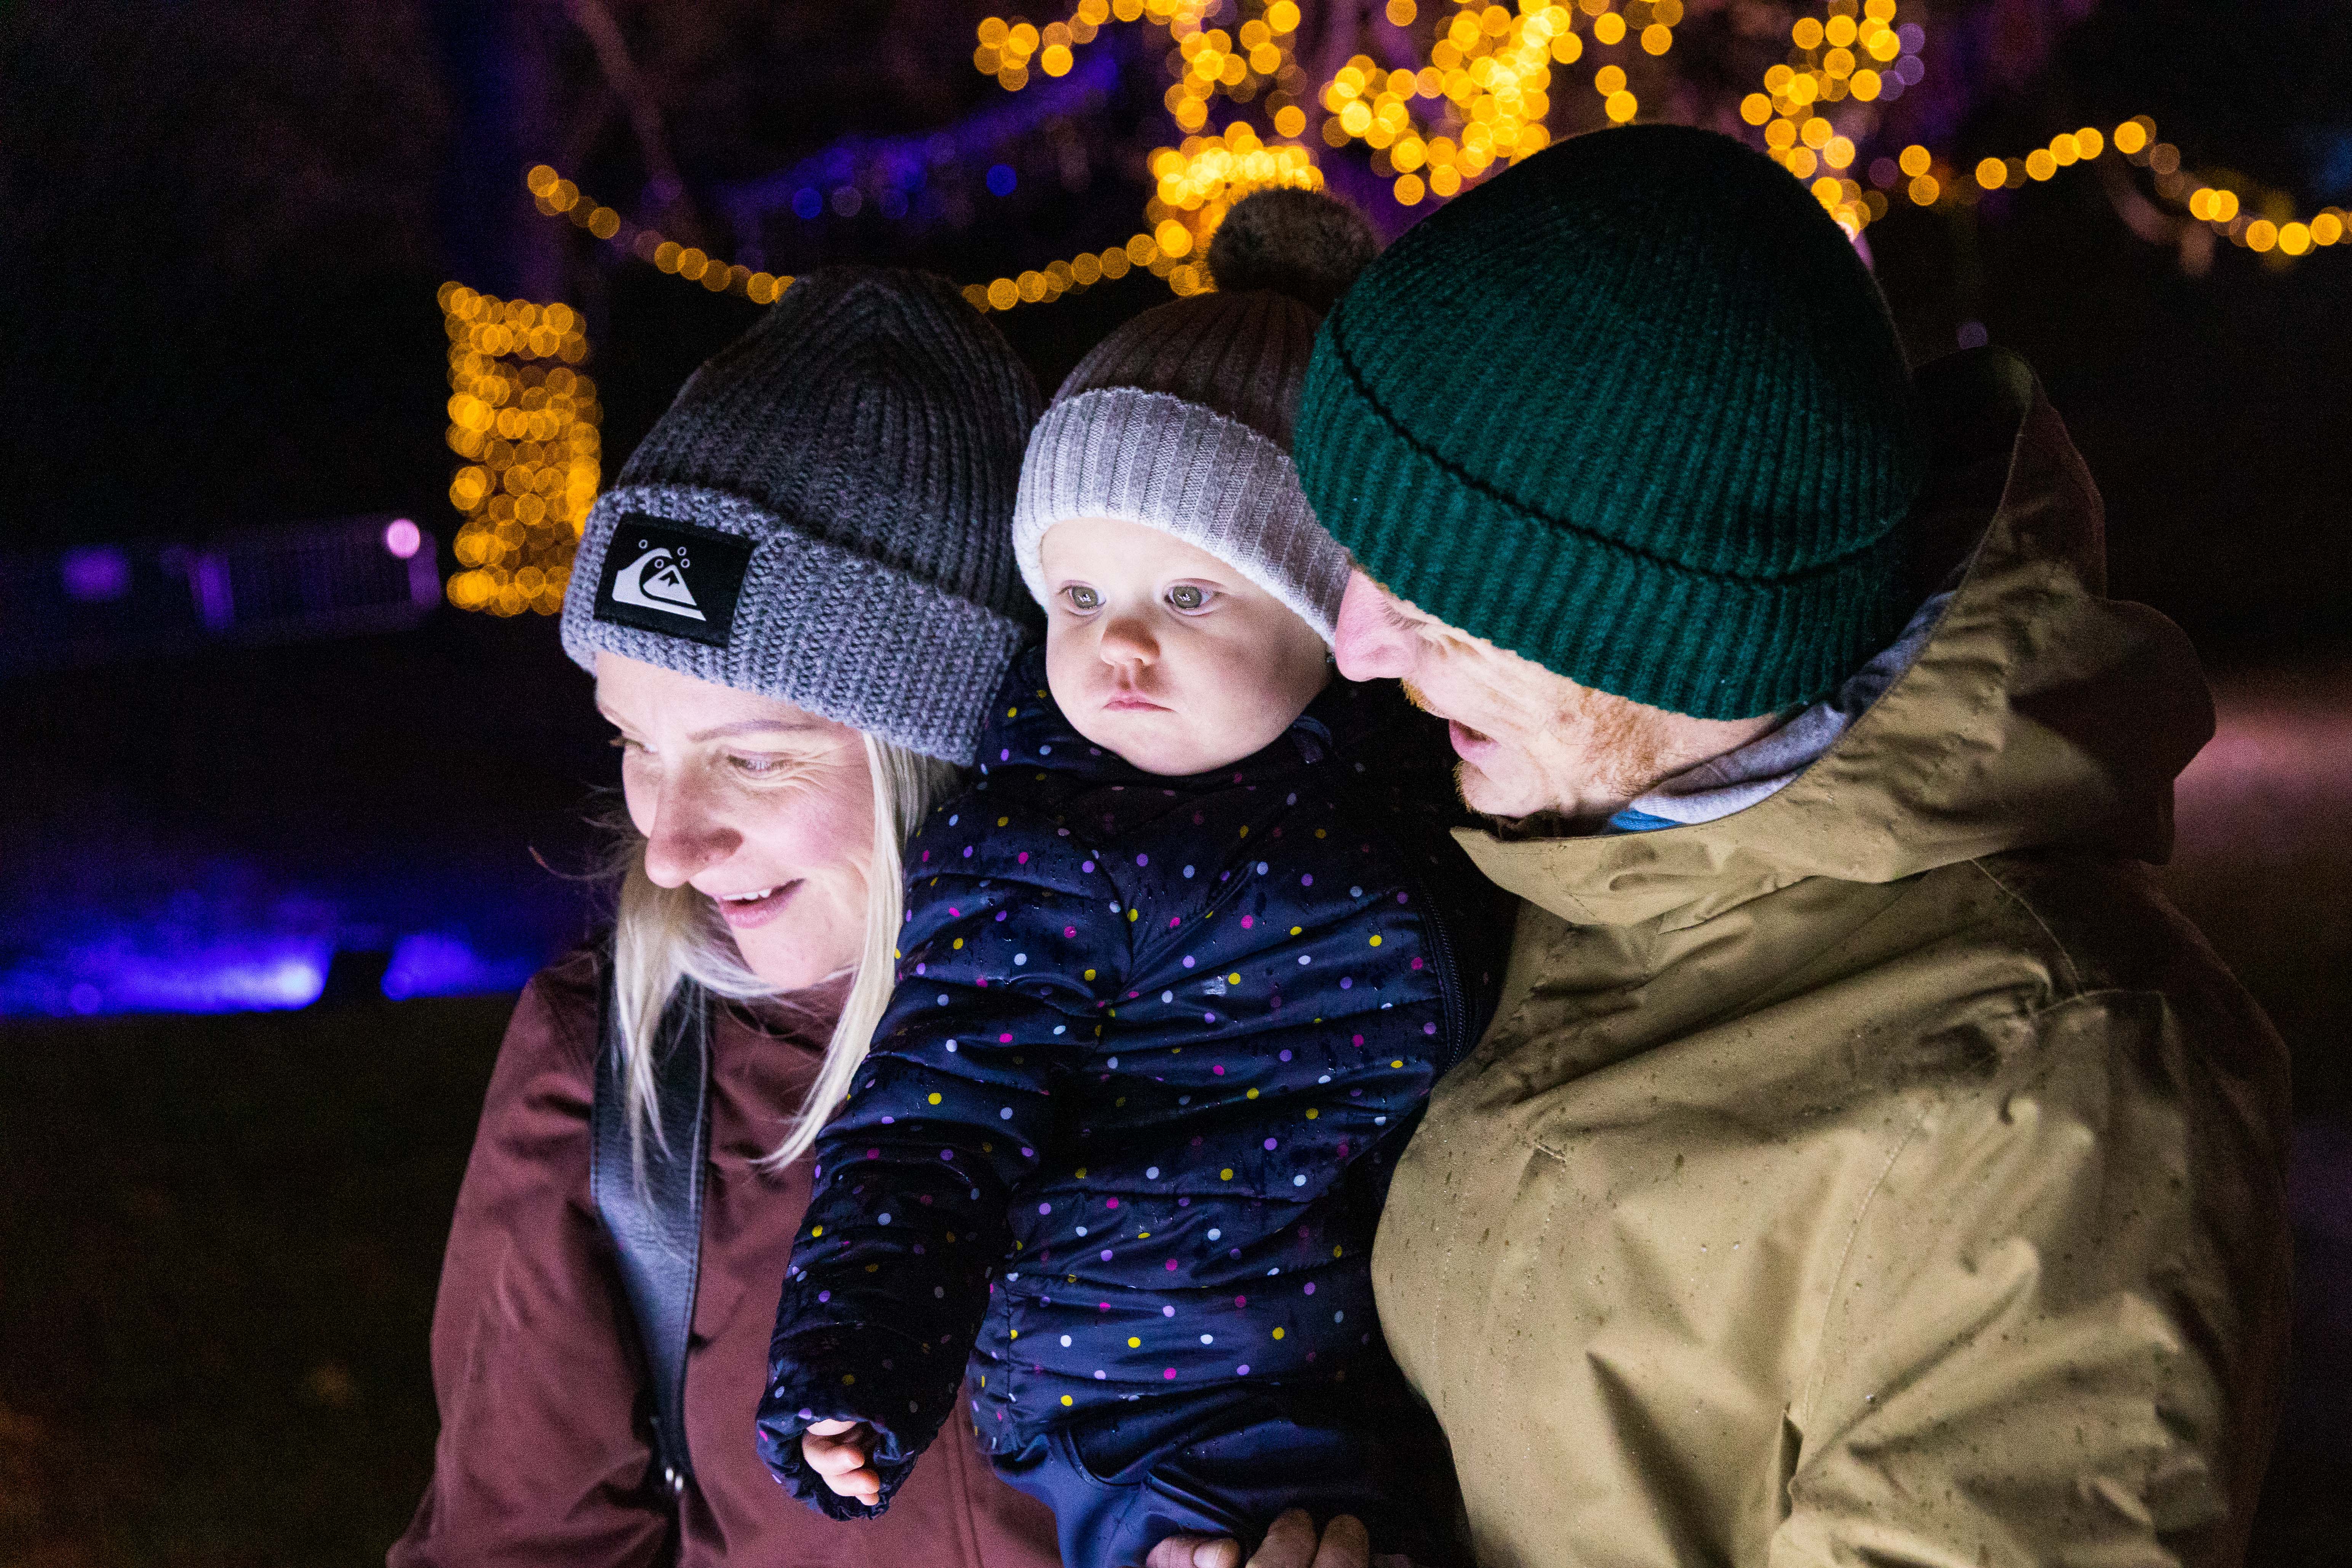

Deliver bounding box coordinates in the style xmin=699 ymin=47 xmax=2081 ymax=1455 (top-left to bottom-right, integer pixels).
xmin=392 ymin=270 xmax=1059 ymax=1568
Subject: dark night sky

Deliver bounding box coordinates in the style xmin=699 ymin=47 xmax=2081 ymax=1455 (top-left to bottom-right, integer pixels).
xmin=0 ymin=0 xmax=2345 ymax=646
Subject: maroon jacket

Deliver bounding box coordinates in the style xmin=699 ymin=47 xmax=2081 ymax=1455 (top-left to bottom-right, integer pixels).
xmin=390 ymin=950 xmax=1062 ymax=1568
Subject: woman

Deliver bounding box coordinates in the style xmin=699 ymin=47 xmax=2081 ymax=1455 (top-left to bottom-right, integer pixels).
xmin=390 ymin=269 xmax=1061 ymax=1568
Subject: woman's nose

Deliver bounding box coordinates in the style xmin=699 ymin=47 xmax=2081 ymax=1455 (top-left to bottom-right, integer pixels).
xmin=640 ymin=775 xmax=742 ymax=889
xmin=1332 ymin=571 xmax=1417 ymax=681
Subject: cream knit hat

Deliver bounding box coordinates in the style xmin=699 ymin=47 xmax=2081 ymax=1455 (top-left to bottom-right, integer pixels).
xmin=1011 ymin=187 xmax=1378 ymax=642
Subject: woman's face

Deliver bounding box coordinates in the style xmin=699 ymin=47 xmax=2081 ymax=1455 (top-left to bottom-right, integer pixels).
xmin=596 ymin=652 xmax=875 ymax=992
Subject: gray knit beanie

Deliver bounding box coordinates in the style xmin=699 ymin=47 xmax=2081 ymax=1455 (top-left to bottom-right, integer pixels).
xmin=1011 ymin=187 xmax=1378 ymax=641
xmin=561 ymin=267 xmax=1042 ymax=766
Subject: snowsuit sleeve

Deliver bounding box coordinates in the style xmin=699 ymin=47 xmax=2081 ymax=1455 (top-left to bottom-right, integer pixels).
xmin=388 ymin=959 xmax=671 ymax=1568
xmin=756 ymin=822 xmax=1122 ymax=1519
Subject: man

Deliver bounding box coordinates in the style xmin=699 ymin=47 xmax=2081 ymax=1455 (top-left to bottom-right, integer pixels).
xmin=1280 ymin=125 xmax=2293 ymax=1567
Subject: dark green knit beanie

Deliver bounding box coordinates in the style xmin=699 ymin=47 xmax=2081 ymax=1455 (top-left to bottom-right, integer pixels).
xmin=1295 ymin=124 xmax=1923 ymax=720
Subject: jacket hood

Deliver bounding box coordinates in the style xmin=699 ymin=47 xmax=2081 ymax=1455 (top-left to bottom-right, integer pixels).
xmin=1459 ymin=347 xmax=2215 ymax=930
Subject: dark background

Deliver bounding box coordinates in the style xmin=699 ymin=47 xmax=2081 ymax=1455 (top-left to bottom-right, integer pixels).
xmin=2 ymin=1 xmax=2346 ymax=1562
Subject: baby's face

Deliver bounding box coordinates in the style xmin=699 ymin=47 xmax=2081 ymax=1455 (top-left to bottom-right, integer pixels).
xmin=1040 ymin=517 xmax=1330 ymax=776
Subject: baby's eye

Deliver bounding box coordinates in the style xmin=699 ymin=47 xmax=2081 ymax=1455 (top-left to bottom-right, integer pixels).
xmin=1166 ymin=584 xmax=1213 ymax=612
xmin=1063 ymin=585 xmax=1101 ymax=612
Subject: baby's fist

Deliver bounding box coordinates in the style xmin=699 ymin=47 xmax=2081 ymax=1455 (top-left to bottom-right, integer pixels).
xmin=802 ymin=1418 xmax=883 ymax=1506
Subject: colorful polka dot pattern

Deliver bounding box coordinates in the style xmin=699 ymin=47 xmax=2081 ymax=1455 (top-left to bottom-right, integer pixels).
xmin=756 ymin=647 xmax=1508 ymax=1520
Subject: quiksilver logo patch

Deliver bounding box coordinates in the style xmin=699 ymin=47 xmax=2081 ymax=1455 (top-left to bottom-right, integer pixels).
xmin=593 ymin=514 xmax=751 ymax=648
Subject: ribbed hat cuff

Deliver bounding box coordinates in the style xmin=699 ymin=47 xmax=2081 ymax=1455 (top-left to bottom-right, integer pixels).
xmin=1299 ymin=367 xmax=1903 ymax=720
xmin=561 ymin=484 xmax=1031 ymax=765
xmin=1011 ymin=388 xmax=1350 ymax=643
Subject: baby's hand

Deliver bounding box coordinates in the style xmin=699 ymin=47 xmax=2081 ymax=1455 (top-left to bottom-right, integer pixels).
xmin=802 ymin=1418 xmax=883 ymax=1506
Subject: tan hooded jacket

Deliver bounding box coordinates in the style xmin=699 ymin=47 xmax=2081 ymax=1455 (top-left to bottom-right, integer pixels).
xmin=1372 ymin=350 xmax=2293 ymax=1568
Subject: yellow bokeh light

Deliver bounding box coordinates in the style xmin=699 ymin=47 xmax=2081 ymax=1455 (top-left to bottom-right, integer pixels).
xmin=2024 ymin=149 xmax=2056 ymax=181
xmin=1394 ymin=172 xmax=1427 ymax=204
xmin=1976 ymin=158 xmax=2006 ymax=191
xmin=1740 ymin=93 xmax=1772 ymax=126
xmin=1594 ymin=64 xmax=1626 ymax=96
xmin=1908 ymin=173 xmax=1941 ymax=206
xmin=2313 ymin=213 xmax=2346 ymax=246
xmin=2245 ymin=219 xmax=2278 ymax=253
xmin=1899 ymin=144 xmax=1932 ymax=177
xmin=1792 ymin=17 xmax=1823 ymax=49
xmin=2276 ymin=221 xmax=2310 ymax=256
xmin=2114 ymin=119 xmax=2149 ymax=155
xmin=1593 ymin=12 xmax=1624 ymax=45
xmin=1605 ymin=90 xmax=1637 ymax=123
xmin=1641 ymin=23 xmax=1672 ymax=55
xmin=2075 ymin=126 xmax=2105 ymax=160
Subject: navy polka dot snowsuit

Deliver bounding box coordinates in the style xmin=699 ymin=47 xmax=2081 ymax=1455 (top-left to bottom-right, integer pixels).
xmin=757 ymin=647 xmax=1507 ymax=1563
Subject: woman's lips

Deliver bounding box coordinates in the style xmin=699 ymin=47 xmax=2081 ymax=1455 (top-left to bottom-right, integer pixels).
xmin=1447 ymin=718 xmax=1498 ymax=762
xmin=710 ymin=879 xmax=801 ymax=930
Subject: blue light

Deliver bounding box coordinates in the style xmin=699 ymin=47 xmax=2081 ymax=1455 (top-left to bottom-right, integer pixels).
xmin=382 ymin=933 xmax=541 ymax=1001
xmin=1 ymin=940 xmax=331 ymax=1016
xmin=986 ymin=163 xmax=1018 ymax=197
xmin=792 ymin=187 xmax=824 ymax=220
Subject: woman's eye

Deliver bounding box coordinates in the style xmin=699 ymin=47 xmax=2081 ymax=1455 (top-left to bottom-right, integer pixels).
xmin=732 ymin=754 xmax=789 ymax=777
xmin=1064 ymin=585 xmax=1101 ymax=612
xmin=609 ymin=735 xmax=646 ymax=754
xmin=1167 ymin=584 xmax=1210 ymax=612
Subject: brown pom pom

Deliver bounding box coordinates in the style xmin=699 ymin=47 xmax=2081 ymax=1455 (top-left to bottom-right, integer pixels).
xmin=1205 ymin=187 xmax=1381 ymax=313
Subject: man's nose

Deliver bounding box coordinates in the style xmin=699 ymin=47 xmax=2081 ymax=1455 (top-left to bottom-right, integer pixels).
xmin=640 ymin=773 xmax=741 ymax=889
xmin=1332 ymin=571 xmax=1415 ymax=681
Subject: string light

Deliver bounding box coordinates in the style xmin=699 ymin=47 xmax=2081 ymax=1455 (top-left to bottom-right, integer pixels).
xmin=527 ymin=165 xmax=796 ymax=304
xmin=1850 ymin=114 xmax=2349 ymax=265
xmin=437 ymin=282 xmax=603 ymax=617
xmin=1738 ymin=0 xmax=1924 ymax=237
xmin=522 ymin=5 xmax=2347 ymax=332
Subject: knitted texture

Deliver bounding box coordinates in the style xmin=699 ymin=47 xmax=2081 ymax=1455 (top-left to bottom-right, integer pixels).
xmin=1295 ymin=125 xmax=1925 ymax=719
xmin=1011 ymin=189 xmax=1376 ymax=641
xmin=561 ymin=268 xmax=1042 ymax=764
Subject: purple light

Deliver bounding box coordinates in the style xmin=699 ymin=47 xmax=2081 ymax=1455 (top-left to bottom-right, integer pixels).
xmin=61 ymin=547 xmax=131 ymax=603
xmin=1 ymin=942 xmax=331 ymax=1016
xmin=381 ymin=932 xmax=539 ymax=1000
xmin=384 ymin=518 xmax=422 ymax=559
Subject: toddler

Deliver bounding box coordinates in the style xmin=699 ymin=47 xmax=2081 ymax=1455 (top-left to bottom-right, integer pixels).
xmin=756 ymin=190 xmax=1506 ymax=1567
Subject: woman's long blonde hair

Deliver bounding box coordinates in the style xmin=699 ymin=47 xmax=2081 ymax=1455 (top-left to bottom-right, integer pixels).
xmin=606 ymin=731 xmax=960 ymax=1170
